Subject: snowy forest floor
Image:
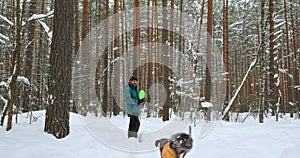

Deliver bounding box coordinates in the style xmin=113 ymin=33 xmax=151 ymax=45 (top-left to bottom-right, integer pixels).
xmin=1 ymin=111 xmax=300 ymax=158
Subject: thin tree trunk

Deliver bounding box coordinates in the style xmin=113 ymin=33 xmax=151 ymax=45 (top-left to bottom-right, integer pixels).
xmin=102 ymin=0 xmax=109 ymax=117
xmin=177 ymin=0 xmax=184 ymax=117
xmin=80 ymin=0 xmax=90 ymax=115
xmin=146 ymin=0 xmax=153 ymax=118
xmin=284 ymin=0 xmax=293 ymax=117
xmin=222 ymin=0 xmax=230 ymax=120
xmin=37 ymin=0 xmax=45 ymax=110
xmin=289 ymin=0 xmax=299 ymax=116
xmin=259 ymin=0 xmax=266 ymax=123
xmin=133 ymin=0 xmax=140 ymax=76
xmin=22 ymin=0 xmax=36 ymax=113
xmin=269 ymin=0 xmax=276 ymax=116
xmin=112 ymin=0 xmax=120 ymax=116
xmin=72 ymin=0 xmax=80 ymax=113
xmin=162 ymin=0 xmax=169 ymax=121
xmin=197 ymin=0 xmax=205 ymax=51
xmin=205 ymin=0 xmax=213 ymax=121
xmin=6 ymin=0 xmax=23 ymax=131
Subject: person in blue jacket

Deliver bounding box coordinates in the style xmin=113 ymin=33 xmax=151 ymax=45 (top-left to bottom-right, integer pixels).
xmin=124 ymin=76 xmax=144 ymax=138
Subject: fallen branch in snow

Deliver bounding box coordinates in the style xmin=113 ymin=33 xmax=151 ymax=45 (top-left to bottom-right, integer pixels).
xmin=222 ymin=45 xmax=261 ymax=120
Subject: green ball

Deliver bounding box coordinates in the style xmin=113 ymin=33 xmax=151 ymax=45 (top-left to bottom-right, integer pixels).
xmin=139 ymin=90 xmax=146 ymax=99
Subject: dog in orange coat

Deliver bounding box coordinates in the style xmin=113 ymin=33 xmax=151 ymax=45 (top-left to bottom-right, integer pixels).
xmin=155 ymin=127 xmax=193 ymax=158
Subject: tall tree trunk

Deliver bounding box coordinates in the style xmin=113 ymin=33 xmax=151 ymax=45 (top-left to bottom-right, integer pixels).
xmin=268 ymin=0 xmax=276 ymax=116
xmin=22 ymin=0 xmax=36 ymax=112
xmin=284 ymin=0 xmax=293 ymax=117
xmin=162 ymin=0 xmax=170 ymax=121
xmin=169 ymin=0 xmax=174 ymax=115
xmin=72 ymin=0 xmax=80 ymax=113
xmin=259 ymin=0 xmax=266 ymax=123
xmin=205 ymin=0 xmax=213 ymax=121
xmin=37 ymin=0 xmax=45 ymax=110
xmin=102 ymin=0 xmax=109 ymax=117
xmin=222 ymin=0 xmax=230 ymax=120
xmin=95 ymin=0 xmax=106 ymax=116
xmin=112 ymin=0 xmax=120 ymax=116
xmin=120 ymin=0 xmax=126 ymax=116
xmin=44 ymin=0 xmax=74 ymax=138
xmin=80 ymin=0 xmax=90 ymax=115
xmin=289 ymin=0 xmax=299 ymax=116
xmin=133 ymin=0 xmax=140 ymax=76
xmin=6 ymin=0 xmax=23 ymax=131
xmin=146 ymin=0 xmax=153 ymax=117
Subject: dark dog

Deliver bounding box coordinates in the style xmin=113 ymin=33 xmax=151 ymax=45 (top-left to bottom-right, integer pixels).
xmin=155 ymin=133 xmax=193 ymax=158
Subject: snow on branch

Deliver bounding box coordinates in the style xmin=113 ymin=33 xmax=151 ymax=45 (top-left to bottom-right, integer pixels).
xmin=0 ymin=33 xmax=9 ymax=41
xmin=0 ymin=95 xmax=8 ymax=118
xmin=201 ymin=102 xmax=213 ymax=108
xmin=0 ymin=14 xmax=14 ymax=26
xmin=5 ymin=76 xmax=30 ymax=88
xmin=0 ymin=81 xmax=8 ymax=88
xmin=27 ymin=10 xmax=54 ymax=22
xmin=274 ymin=21 xmax=285 ymax=29
xmin=38 ymin=19 xmax=52 ymax=40
xmin=0 ymin=33 xmax=9 ymax=44
xmin=278 ymin=68 xmax=293 ymax=78
xmin=0 ymin=39 xmax=5 ymax=44
xmin=17 ymin=76 xmax=30 ymax=85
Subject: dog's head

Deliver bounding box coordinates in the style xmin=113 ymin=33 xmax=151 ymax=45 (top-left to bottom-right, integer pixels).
xmin=170 ymin=133 xmax=193 ymax=155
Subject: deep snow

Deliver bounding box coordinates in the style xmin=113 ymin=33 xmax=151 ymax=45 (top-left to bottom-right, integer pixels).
xmin=1 ymin=111 xmax=300 ymax=158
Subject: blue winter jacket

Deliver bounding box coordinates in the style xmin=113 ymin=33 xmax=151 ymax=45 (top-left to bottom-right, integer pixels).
xmin=124 ymin=84 xmax=141 ymax=116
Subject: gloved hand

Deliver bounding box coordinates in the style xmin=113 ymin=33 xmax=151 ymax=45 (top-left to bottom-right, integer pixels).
xmin=138 ymin=98 xmax=145 ymax=105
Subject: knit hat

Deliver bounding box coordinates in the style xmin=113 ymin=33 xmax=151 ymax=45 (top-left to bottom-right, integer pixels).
xmin=129 ymin=76 xmax=138 ymax=81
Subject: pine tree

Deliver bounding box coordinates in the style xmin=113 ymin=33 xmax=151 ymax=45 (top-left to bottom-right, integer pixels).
xmin=44 ymin=0 xmax=74 ymax=138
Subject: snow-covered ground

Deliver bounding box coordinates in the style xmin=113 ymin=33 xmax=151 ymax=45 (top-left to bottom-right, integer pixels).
xmin=1 ymin=111 xmax=300 ymax=158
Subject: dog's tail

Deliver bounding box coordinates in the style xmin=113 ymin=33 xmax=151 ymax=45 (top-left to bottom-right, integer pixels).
xmin=155 ymin=139 xmax=160 ymax=147
xmin=155 ymin=138 xmax=169 ymax=153
xmin=155 ymin=138 xmax=169 ymax=147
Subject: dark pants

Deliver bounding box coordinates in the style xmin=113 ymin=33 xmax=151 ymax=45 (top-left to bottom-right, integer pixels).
xmin=128 ymin=115 xmax=140 ymax=138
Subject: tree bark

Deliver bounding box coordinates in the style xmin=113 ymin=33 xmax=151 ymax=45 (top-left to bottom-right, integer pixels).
xmin=289 ymin=0 xmax=299 ymax=116
xmin=205 ymin=0 xmax=213 ymax=121
xmin=268 ymin=0 xmax=276 ymax=116
xmin=44 ymin=0 xmax=74 ymax=138
xmin=259 ymin=0 xmax=266 ymax=123
xmin=222 ymin=0 xmax=230 ymax=120
xmin=162 ymin=0 xmax=170 ymax=122
xmin=112 ymin=0 xmax=120 ymax=116
xmin=80 ymin=0 xmax=90 ymax=115
xmin=284 ymin=0 xmax=293 ymax=117
xmin=22 ymin=0 xmax=36 ymax=112
xmin=72 ymin=0 xmax=80 ymax=113
xmin=6 ymin=0 xmax=23 ymax=131
xmin=133 ymin=0 xmax=140 ymax=76
xmin=101 ymin=0 xmax=109 ymax=117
